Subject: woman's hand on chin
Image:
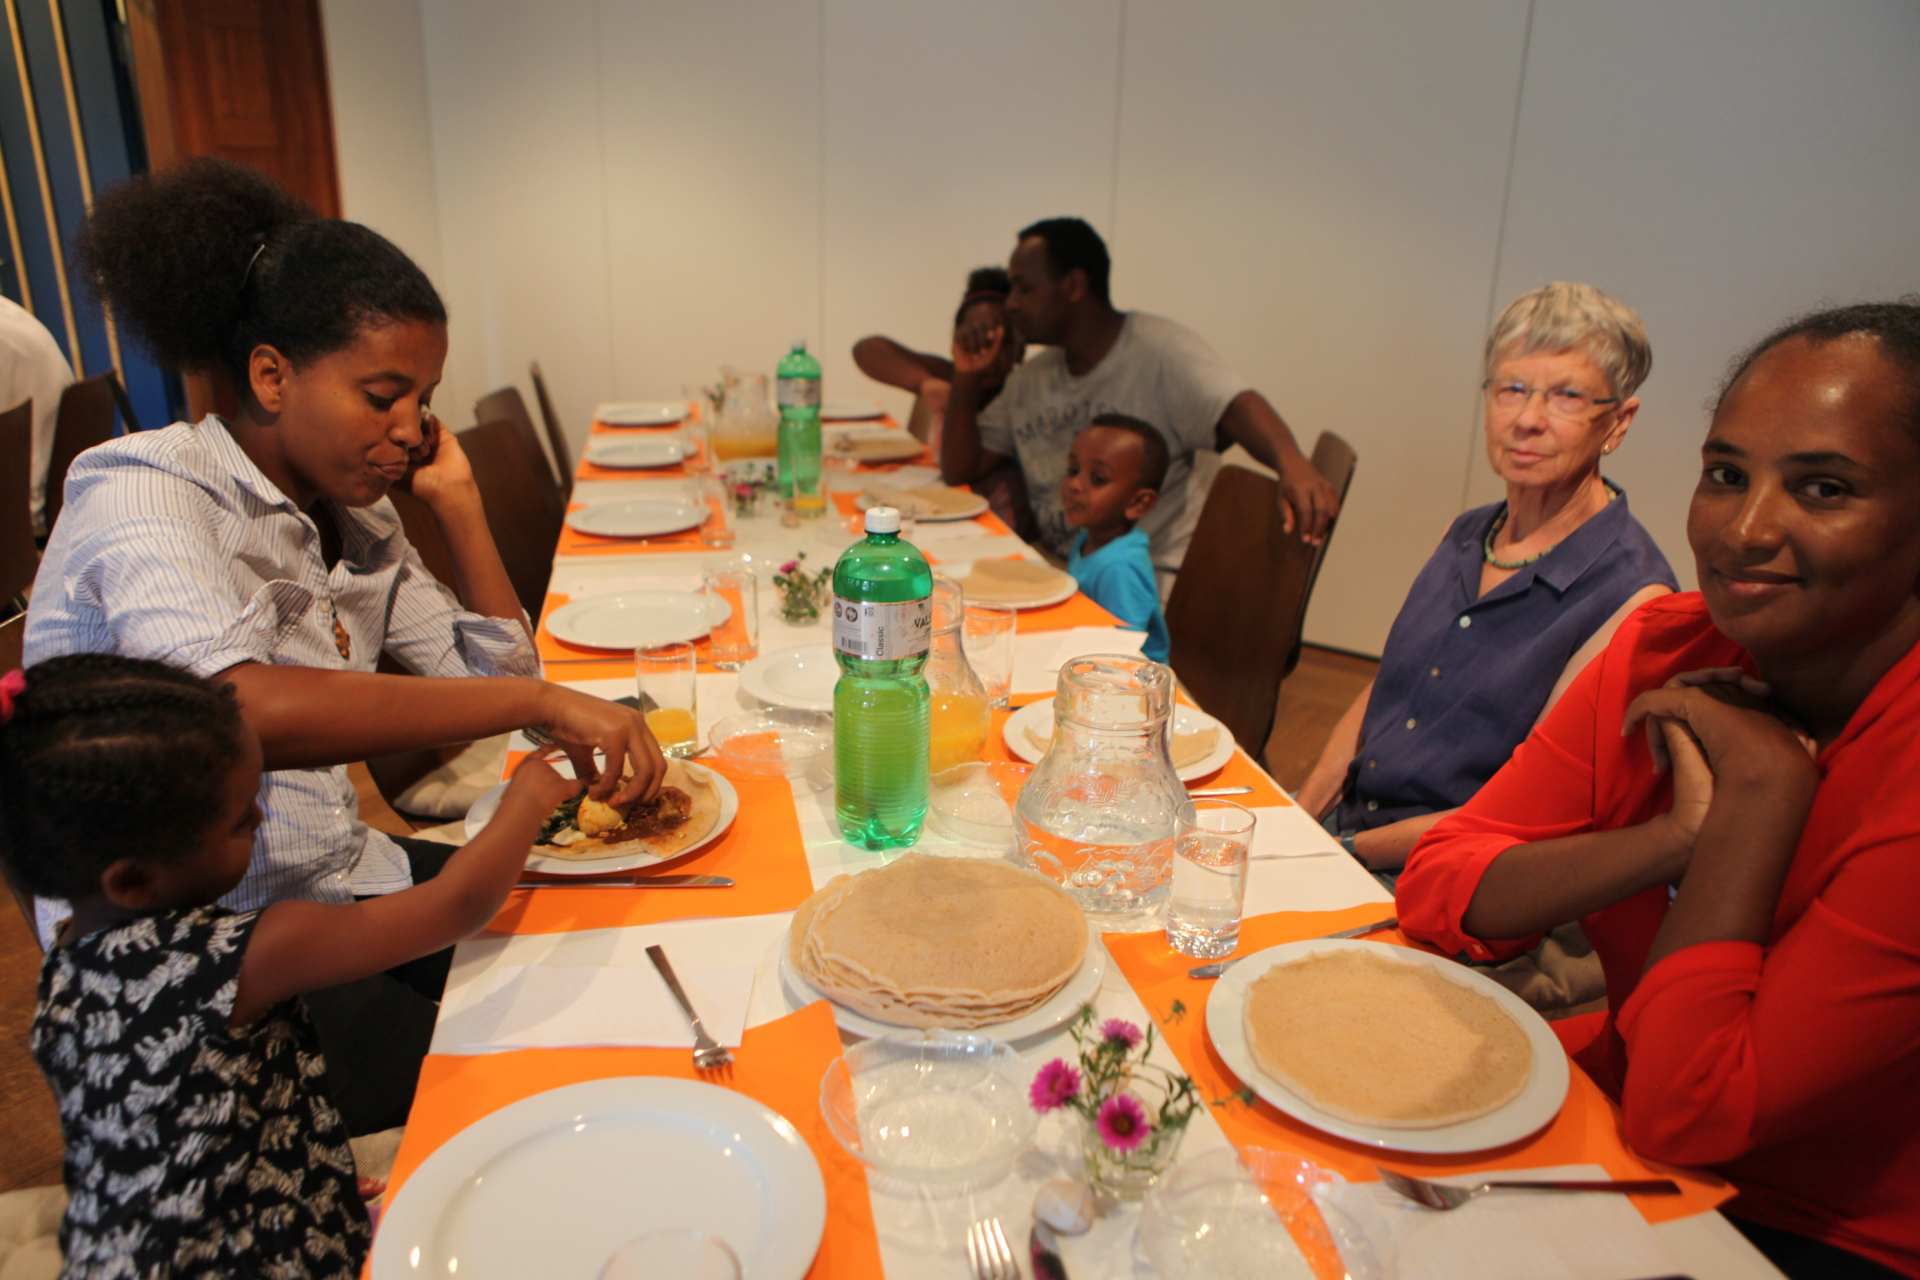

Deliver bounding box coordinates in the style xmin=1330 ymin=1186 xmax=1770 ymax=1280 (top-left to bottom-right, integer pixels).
xmin=395 ymin=414 xmax=480 ymax=509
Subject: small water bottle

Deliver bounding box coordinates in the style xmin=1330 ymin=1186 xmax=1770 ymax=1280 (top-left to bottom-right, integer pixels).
xmin=776 ymin=340 xmax=824 ymax=518
xmin=832 ymin=507 xmax=933 ymax=849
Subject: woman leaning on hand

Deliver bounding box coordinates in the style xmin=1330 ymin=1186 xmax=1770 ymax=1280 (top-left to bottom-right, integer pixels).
xmin=1397 ymin=303 xmax=1920 ymax=1280
xmin=1297 ymin=283 xmax=1677 ymax=881
xmin=24 ymin=158 xmax=664 ymax=1134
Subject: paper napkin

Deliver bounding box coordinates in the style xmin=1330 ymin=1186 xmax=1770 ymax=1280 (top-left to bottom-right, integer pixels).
xmin=455 ymin=962 xmax=754 ymax=1051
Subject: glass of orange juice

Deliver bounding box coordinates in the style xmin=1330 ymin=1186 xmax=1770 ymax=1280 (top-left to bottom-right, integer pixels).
xmin=636 ymin=642 xmax=698 ymax=758
xmin=928 ymin=690 xmax=991 ymax=775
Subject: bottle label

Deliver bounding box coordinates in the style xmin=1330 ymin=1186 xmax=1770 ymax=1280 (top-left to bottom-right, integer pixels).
xmin=832 ymin=594 xmax=930 ymax=659
xmin=776 ymin=377 xmax=821 ymax=408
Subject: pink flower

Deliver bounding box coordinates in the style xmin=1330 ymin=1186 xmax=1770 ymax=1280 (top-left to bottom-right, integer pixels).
xmin=1100 ymin=1019 xmax=1143 ymax=1051
xmin=1029 ymin=1060 xmax=1082 ymax=1113
xmin=779 ymin=560 xmax=799 ymax=574
xmin=1096 ymin=1093 xmax=1150 ymax=1151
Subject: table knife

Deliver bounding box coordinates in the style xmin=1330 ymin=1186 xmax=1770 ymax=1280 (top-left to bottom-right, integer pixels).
xmin=513 ymin=874 xmax=732 ymax=889
xmin=1186 ymin=916 xmax=1397 ymax=979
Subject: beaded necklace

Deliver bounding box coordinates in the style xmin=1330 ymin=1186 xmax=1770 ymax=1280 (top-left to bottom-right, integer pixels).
xmin=1483 ymin=483 xmax=1617 ymax=570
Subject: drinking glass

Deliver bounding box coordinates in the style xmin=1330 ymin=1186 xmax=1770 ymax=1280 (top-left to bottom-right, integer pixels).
xmin=695 ymin=472 xmax=734 ymax=548
xmin=1166 ymin=801 xmax=1257 ymax=958
xmin=963 ymin=601 xmax=1017 ymax=709
xmin=636 ymin=642 xmax=698 ymax=758
xmin=703 ymin=568 xmax=759 ymax=670
xmin=599 ymin=1229 xmax=739 ymax=1280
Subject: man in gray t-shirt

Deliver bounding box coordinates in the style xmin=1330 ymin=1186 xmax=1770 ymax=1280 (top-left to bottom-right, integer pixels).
xmin=941 ymin=218 xmax=1338 ymax=590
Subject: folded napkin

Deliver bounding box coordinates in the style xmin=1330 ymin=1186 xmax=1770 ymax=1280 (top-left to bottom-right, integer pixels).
xmin=1010 ymin=627 xmax=1148 ymax=695
xmin=560 ymin=574 xmax=705 ymax=599
xmin=455 ymin=962 xmax=754 ymax=1051
xmin=1314 ymin=1165 xmax=1679 ymax=1280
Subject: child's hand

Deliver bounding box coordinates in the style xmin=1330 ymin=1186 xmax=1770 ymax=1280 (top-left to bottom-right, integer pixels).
xmin=502 ymin=753 xmax=580 ymax=816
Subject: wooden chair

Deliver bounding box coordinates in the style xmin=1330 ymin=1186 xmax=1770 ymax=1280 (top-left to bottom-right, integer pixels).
xmin=475 ymin=385 xmax=566 ymax=494
xmin=1 ymin=400 xmax=37 ymax=609
xmin=43 ymin=374 xmax=122 ymax=532
xmin=457 ymin=416 xmax=565 ymax=621
xmin=528 ymin=361 xmax=574 ymax=500
xmin=0 ymin=611 xmax=39 ymax=943
xmin=387 ymin=488 xmax=460 ymax=592
xmin=1164 ymin=433 xmax=1358 ymax=755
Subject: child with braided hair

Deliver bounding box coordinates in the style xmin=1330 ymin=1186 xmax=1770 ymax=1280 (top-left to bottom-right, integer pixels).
xmin=0 ymin=655 xmax=575 ymax=1280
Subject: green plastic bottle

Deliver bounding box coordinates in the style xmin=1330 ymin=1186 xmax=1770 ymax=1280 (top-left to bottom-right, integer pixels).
xmin=776 ymin=340 xmax=824 ymax=518
xmin=832 ymin=507 xmax=933 ymax=849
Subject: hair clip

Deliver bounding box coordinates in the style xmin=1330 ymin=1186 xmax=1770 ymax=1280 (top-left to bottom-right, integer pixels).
xmin=241 ymin=240 xmax=268 ymax=291
xmin=0 ymin=668 xmax=25 ymax=725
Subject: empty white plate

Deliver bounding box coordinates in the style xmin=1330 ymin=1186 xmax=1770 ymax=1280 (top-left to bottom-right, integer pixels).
xmin=1003 ymin=697 xmax=1236 ymax=780
xmin=739 ymin=643 xmax=838 ymax=712
xmin=582 ymin=436 xmax=687 ymax=469
xmin=596 ymin=400 xmax=688 ymax=426
xmin=567 ymin=498 xmax=706 ymax=539
xmin=370 ymin=1077 xmax=826 ymax=1280
xmin=543 ymin=590 xmax=729 ymax=650
xmin=820 ymin=400 xmax=885 ymax=420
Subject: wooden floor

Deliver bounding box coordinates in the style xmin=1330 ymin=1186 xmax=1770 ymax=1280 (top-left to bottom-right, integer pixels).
xmin=0 ymin=648 xmax=1378 ymax=1198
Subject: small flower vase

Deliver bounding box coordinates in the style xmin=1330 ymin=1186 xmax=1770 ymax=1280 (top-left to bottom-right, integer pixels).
xmin=776 ymin=580 xmax=823 ymax=626
xmin=1077 ymin=1077 xmax=1189 ymax=1202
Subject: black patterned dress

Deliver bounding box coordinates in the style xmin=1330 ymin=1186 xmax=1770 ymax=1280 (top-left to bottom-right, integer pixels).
xmin=31 ymin=905 xmax=371 ymax=1279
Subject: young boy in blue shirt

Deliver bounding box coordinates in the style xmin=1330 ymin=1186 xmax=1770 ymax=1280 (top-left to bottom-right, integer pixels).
xmin=1061 ymin=412 xmax=1170 ymax=662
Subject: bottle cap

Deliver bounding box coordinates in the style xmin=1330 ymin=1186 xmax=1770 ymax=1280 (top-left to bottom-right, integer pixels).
xmin=792 ymin=339 xmax=807 ymax=352
xmin=864 ymin=506 xmax=902 ymax=534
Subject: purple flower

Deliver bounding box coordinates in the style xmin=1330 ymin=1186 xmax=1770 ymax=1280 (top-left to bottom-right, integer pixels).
xmin=1100 ymin=1019 xmax=1143 ymax=1051
xmin=1029 ymin=1060 xmax=1082 ymax=1113
xmin=779 ymin=560 xmax=799 ymax=574
xmin=1096 ymin=1093 xmax=1150 ymax=1152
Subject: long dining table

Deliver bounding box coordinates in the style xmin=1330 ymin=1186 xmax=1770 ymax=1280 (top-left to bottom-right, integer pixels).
xmin=371 ymin=405 xmax=1786 ymax=1279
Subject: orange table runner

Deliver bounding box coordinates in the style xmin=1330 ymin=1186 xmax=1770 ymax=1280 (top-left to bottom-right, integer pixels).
xmin=382 ymin=1002 xmax=883 ymax=1280
xmin=486 ymin=763 xmax=813 ymax=934
xmin=1103 ymin=906 xmax=1734 ymax=1225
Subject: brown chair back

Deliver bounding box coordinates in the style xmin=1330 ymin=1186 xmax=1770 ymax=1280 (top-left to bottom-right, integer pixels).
xmin=457 ymin=416 xmax=565 ymax=620
xmin=528 ymin=361 xmax=574 ymax=499
xmin=44 ymin=374 xmax=122 ymax=532
xmin=0 ymin=611 xmax=38 ymax=946
xmin=387 ymin=488 xmax=460 ymax=591
xmin=1 ymin=399 xmax=37 ymax=605
xmin=475 ymin=385 xmax=564 ymax=492
xmin=1164 ymin=433 xmax=1358 ymax=755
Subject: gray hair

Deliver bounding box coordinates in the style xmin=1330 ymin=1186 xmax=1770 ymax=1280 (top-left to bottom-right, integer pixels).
xmin=1484 ymin=282 xmax=1652 ymax=399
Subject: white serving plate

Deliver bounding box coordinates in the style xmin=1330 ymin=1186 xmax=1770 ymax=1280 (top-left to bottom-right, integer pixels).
xmin=566 ymin=498 xmax=706 ymax=539
xmin=1204 ymin=938 xmax=1570 ymax=1154
xmin=466 ymin=759 xmax=740 ymax=876
xmin=855 ymin=488 xmax=988 ymax=522
xmin=739 ymin=642 xmax=838 ymax=713
xmin=581 ymin=435 xmax=688 ymax=469
xmin=370 ymin=1077 xmax=825 ymax=1280
xmin=1003 ymin=697 xmax=1236 ymax=781
xmin=595 ymin=400 xmax=688 ymax=426
xmin=778 ymin=921 xmax=1106 ymax=1043
xmin=820 ymin=400 xmax=886 ymax=420
xmin=543 ymin=590 xmax=728 ymax=650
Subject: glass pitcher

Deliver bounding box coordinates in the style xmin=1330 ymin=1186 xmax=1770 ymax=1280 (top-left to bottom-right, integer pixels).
xmin=925 ymin=576 xmax=991 ymax=776
xmin=1014 ymin=655 xmax=1194 ymax=920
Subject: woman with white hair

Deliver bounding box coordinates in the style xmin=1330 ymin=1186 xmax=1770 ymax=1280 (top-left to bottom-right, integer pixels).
xmin=1297 ymin=283 xmax=1677 ymax=884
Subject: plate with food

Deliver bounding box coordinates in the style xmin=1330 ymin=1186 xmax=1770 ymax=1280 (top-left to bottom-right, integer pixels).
xmin=854 ymin=483 xmax=988 ymax=522
xmin=955 ymin=559 xmax=1079 ymax=609
xmin=739 ymin=642 xmax=838 ymax=713
xmin=466 ymin=758 xmax=739 ymax=875
xmin=543 ymin=590 xmax=729 ymax=650
xmin=595 ymin=400 xmax=688 ymax=426
xmin=825 ymin=430 xmax=925 ymax=465
xmin=566 ymin=498 xmax=706 ymax=539
xmin=1003 ymin=697 xmax=1235 ymax=781
xmin=776 ymin=851 xmax=1106 ymax=1041
xmin=1205 ymin=938 xmax=1569 ymax=1153
xmin=370 ymin=1076 xmax=825 ymax=1280
xmin=581 ymin=435 xmax=689 ymax=469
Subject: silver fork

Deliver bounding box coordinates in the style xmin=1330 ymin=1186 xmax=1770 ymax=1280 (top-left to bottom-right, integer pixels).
xmin=645 ymin=944 xmax=733 ymax=1071
xmin=965 ymin=1217 xmax=1017 ymax=1280
xmin=1375 ymin=1165 xmax=1680 ymax=1211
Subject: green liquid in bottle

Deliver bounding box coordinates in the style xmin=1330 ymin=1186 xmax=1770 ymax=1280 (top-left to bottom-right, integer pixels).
xmin=777 ymin=341 xmax=824 ymax=517
xmin=832 ymin=511 xmax=933 ymax=850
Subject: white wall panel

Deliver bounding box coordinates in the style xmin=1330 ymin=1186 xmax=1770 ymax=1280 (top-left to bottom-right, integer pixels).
xmin=417 ymin=0 xmax=612 ymax=435
xmin=1479 ymin=0 xmax=1920 ymax=591
xmin=1112 ymin=0 xmax=1530 ymax=653
xmin=323 ymin=0 xmax=443 ymax=282
xmin=818 ymin=0 xmax=1123 ymax=417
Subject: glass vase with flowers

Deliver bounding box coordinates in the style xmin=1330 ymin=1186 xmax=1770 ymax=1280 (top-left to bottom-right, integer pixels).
xmin=1029 ymin=1006 xmax=1200 ymax=1203
xmin=773 ymin=553 xmax=834 ymax=626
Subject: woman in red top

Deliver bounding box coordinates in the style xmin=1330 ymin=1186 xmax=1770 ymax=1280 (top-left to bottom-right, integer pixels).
xmin=1397 ymin=302 xmax=1920 ymax=1280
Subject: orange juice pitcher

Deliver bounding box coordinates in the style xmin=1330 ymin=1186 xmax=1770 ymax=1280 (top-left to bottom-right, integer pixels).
xmin=925 ymin=575 xmax=991 ymax=775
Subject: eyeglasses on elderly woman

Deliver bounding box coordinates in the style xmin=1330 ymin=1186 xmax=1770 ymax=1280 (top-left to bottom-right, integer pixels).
xmin=1481 ymin=379 xmax=1622 ymax=419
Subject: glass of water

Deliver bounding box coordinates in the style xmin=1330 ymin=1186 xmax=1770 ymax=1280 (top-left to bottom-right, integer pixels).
xmin=963 ymin=601 xmax=1017 ymax=708
xmin=702 ymin=567 xmax=758 ymax=670
xmin=1165 ymin=801 xmax=1256 ymax=958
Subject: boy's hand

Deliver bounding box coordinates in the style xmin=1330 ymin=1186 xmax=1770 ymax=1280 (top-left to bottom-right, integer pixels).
xmin=501 ymin=753 xmax=580 ymax=817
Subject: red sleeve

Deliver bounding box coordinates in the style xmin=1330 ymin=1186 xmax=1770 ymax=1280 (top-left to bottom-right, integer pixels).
xmin=1396 ymin=631 xmax=1610 ymax=963
xmin=1615 ymin=842 xmax=1920 ymax=1166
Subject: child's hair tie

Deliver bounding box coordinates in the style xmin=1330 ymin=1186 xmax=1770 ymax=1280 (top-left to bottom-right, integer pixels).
xmin=0 ymin=668 xmax=24 ymax=725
